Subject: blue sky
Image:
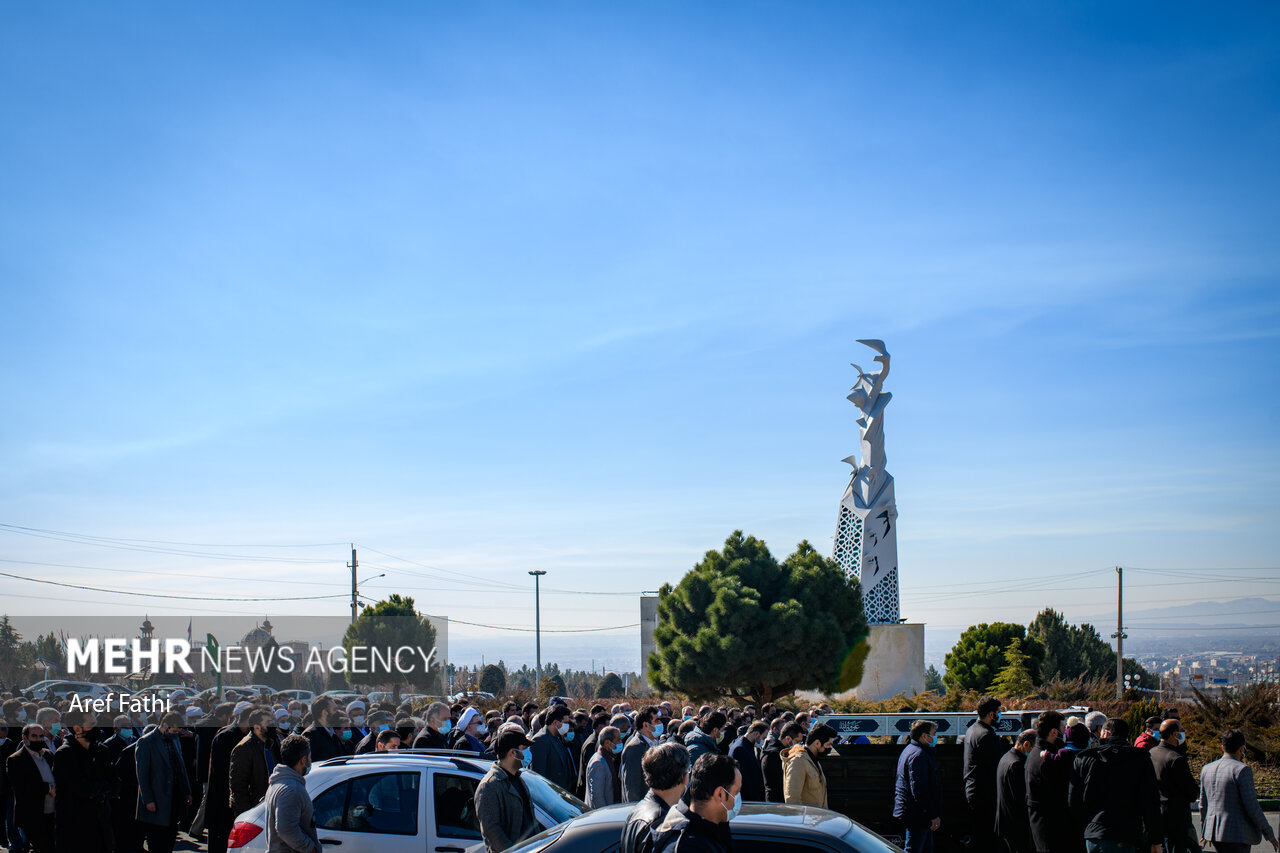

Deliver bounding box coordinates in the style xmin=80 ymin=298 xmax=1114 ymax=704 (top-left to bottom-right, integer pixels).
xmin=2 ymin=1 xmax=1278 ymax=671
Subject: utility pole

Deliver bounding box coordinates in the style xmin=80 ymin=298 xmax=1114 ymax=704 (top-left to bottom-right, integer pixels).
xmin=529 ymin=570 xmax=546 ymax=688
xmin=349 ymin=547 xmax=359 ymax=625
xmin=1111 ymin=566 xmax=1127 ymax=699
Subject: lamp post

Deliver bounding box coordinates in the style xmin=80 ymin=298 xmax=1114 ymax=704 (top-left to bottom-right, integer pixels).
xmin=529 ymin=570 xmax=546 ymax=689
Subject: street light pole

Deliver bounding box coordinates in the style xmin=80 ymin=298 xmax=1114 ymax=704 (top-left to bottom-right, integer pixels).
xmin=529 ymin=570 xmax=546 ymax=689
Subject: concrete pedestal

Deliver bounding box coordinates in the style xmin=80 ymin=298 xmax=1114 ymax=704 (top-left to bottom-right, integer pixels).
xmin=800 ymin=622 xmax=926 ymax=703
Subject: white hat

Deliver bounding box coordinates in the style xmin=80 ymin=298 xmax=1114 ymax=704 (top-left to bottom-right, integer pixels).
xmin=457 ymin=707 xmax=481 ymax=732
xmin=346 ymin=700 xmax=366 ymax=714
xmin=274 ymin=708 xmax=290 ymax=720
xmin=185 ymin=707 xmax=203 ymax=719
xmin=233 ymin=701 xmax=254 ymax=717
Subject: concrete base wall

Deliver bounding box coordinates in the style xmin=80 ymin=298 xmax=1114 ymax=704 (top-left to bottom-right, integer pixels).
xmin=799 ymin=622 xmax=926 ymax=703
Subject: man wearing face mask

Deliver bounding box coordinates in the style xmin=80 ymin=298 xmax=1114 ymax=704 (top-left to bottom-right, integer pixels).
xmin=52 ymin=710 xmax=113 ymax=853
xmin=204 ymin=702 xmax=255 ymax=853
xmin=762 ymin=721 xmax=804 ymax=804
xmin=893 ymin=720 xmax=942 ymax=853
xmin=1151 ymin=719 xmax=1198 ymax=853
xmin=727 ymin=721 xmax=768 ymax=803
xmin=34 ymin=709 xmax=62 ymax=753
xmin=302 ymin=696 xmax=343 ymax=762
xmin=355 ymin=710 xmax=395 ymax=754
xmin=530 ymin=704 xmax=577 ymax=791
xmin=454 ymin=708 xmax=488 ymax=754
xmin=622 ymin=742 xmax=690 ymax=853
xmin=474 ymin=729 xmax=539 ymax=852
xmin=995 ymin=729 xmax=1036 ymax=853
xmin=101 ymin=714 xmax=135 ymax=766
xmin=135 ymin=712 xmax=192 ymax=853
xmin=229 ymin=709 xmax=279 ymax=818
xmin=653 ymin=753 xmax=741 ymax=853
xmin=263 ymin=733 xmax=320 ymax=853
xmin=1025 ymin=711 xmax=1072 ymax=853
xmin=412 ymin=702 xmax=453 ymax=749
xmin=621 ymin=707 xmax=663 ymax=804
xmin=784 ymin=723 xmax=835 ymax=808
xmin=7 ymin=723 xmax=56 ymax=853
xmin=585 ymin=726 xmax=622 ymax=809
xmin=963 ymin=696 xmax=1007 ymax=851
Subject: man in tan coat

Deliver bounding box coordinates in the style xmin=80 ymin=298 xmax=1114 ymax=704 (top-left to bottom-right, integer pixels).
xmin=783 ymin=723 xmax=836 ymax=808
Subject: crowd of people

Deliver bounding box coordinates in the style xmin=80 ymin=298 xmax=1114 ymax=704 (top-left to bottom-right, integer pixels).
xmin=949 ymin=697 xmax=1278 ymax=853
xmin=1 ymin=686 xmax=1277 ymax=853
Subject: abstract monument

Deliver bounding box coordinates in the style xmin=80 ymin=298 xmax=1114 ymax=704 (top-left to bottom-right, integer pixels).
xmin=833 ymin=339 xmax=900 ymax=623
xmin=828 ymin=339 xmax=924 ymax=699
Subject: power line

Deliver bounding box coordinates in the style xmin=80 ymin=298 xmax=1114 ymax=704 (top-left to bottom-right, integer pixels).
xmin=0 ymin=524 xmax=331 ymax=564
xmin=0 ymin=522 xmax=346 ymax=549
xmin=0 ymin=570 xmax=350 ymax=602
xmin=0 ymin=557 xmax=355 ymax=588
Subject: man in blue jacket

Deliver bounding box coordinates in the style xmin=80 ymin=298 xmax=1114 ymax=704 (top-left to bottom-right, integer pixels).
xmin=894 ymin=719 xmax=941 ymax=853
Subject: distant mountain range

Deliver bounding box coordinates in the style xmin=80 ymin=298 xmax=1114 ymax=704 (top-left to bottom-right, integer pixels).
xmin=1082 ymin=596 xmax=1280 ymax=634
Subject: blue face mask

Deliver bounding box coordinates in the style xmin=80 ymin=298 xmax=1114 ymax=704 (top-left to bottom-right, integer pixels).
xmin=654 ymin=722 xmax=665 ymax=737
xmin=377 ymin=723 xmax=390 ymax=733
xmin=439 ymin=720 xmax=453 ymax=735
xmin=565 ymin=731 xmax=575 ymax=743
xmin=1152 ymin=731 xmax=1161 ymax=742
xmin=995 ymin=712 xmax=1003 ymax=724
xmin=521 ymin=748 xmax=532 ymax=768
xmin=120 ymin=729 xmax=134 ymax=739
xmin=341 ymin=730 xmax=353 ymax=741
xmin=50 ymin=723 xmax=62 ymax=736
xmin=726 ymin=791 xmax=742 ymax=821
xmin=612 ymin=741 xmax=624 ymax=755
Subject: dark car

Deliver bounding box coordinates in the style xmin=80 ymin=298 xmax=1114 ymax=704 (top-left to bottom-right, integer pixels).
xmin=504 ymin=802 xmax=905 ymax=853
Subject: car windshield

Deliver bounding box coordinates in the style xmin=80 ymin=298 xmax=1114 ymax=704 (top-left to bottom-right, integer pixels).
xmin=521 ymin=771 xmax=586 ymax=825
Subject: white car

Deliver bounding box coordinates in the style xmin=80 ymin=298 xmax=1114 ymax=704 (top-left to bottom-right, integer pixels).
xmin=227 ymin=751 xmax=585 ymax=853
xmin=35 ymin=681 xmax=122 ymax=701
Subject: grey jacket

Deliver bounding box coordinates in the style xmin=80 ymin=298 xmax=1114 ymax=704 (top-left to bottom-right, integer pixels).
xmin=586 ymin=751 xmax=616 ymax=810
xmin=264 ymin=764 xmax=320 ymax=853
xmin=474 ymin=761 xmax=539 ymax=853
xmin=619 ymin=734 xmax=651 ymax=804
xmin=1199 ymin=755 xmax=1277 ymax=847
xmin=135 ymin=729 xmax=191 ymax=826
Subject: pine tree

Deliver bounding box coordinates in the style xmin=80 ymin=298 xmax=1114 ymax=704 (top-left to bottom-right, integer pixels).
xmin=988 ymin=638 xmax=1035 ymax=697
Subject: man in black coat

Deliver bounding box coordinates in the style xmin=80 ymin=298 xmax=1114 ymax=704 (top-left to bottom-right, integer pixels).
xmin=995 ymin=729 xmax=1035 ymax=853
xmin=1150 ymin=719 xmax=1200 ymax=853
xmin=653 ymin=754 xmax=739 ymax=853
xmin=101 ymin=714 xmax=136 ymax=767
xmin=622 ymin=742 xmax=690 ymax=853
xmin=1069 ymin=717 xmax=1160 ymax=853
xmin=963 ymin=696 xmax=1008 ymax=850
xmin=112 ymin=736 xmax=145 ymax=853
xmin=301 ymin=696 xmax=344 ymax=762
xmin=529 ymin=704 xmax=577 ymax=792
xmin=228 ymin=710 xmax=279 ymax=818
xmin=354 ymin=711 xmax=394 ymax=754
xmin=203 ymin=704 xmax=253 ymax=853
xmin=410 ymin=702 xmax=452 ymax=750
xmin=761 ymin=722 xmax=803 ymax=804
xmin=1025 ymin=711 xmax=1074 ymax=853
xmin=52 ymin=710 xmax=113 ymax=853
xmin=7 ymin=723 xmax=56 ymax=853
xmin=726 ymin=721 xmax=768 ymax=802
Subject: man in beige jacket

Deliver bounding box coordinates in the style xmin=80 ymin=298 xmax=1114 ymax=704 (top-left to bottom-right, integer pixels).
xmin=783 ymin=723 xmax=836 ymax=808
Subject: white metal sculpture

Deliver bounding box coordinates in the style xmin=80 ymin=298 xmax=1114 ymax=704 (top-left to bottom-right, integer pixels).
xmin=833 ymin=339 xmax=900 ymax=624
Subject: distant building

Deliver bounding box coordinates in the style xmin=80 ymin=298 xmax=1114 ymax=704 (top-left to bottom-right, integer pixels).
xmin=639 ymin=595 xmax=658 ymax=688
